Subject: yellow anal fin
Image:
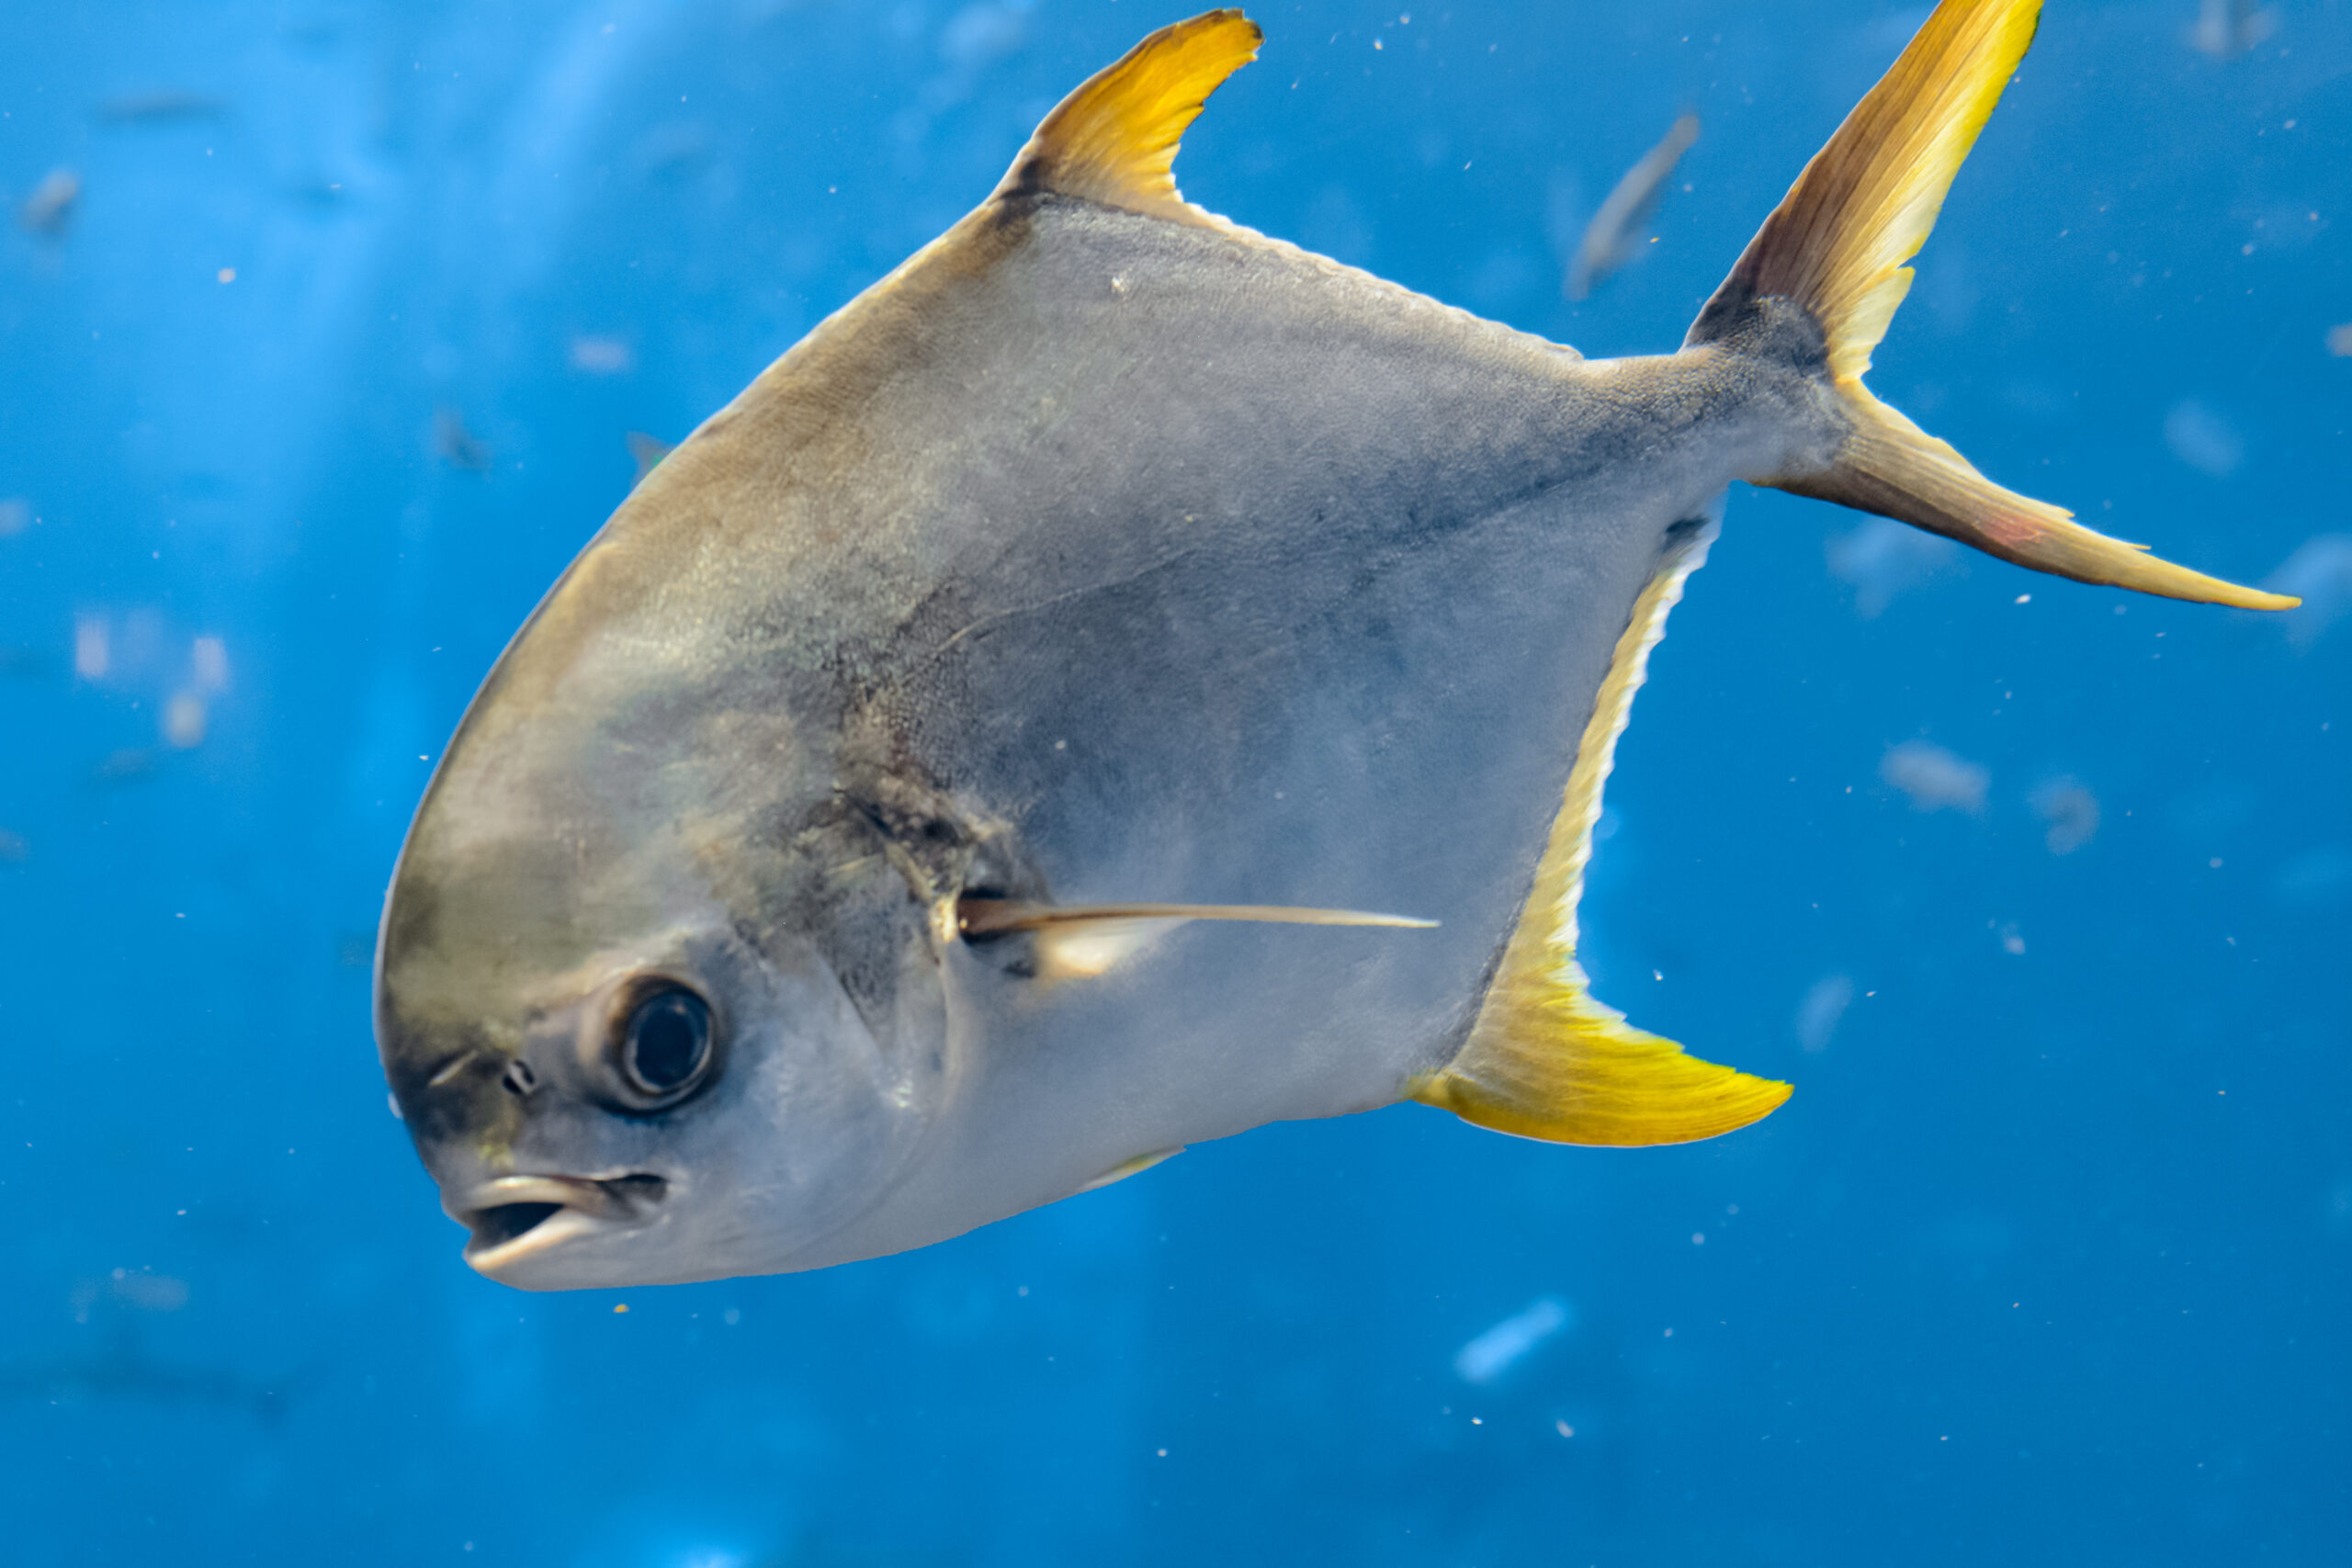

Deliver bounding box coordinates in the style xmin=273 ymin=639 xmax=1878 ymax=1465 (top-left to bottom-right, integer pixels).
xmin=1414 ymin=530 xmax=1791 ymax=1146
xmin=1416 ymin=971 xmax=1792 ymax=1146
xmin=992 ymin=9 xmax=1261 ymax=225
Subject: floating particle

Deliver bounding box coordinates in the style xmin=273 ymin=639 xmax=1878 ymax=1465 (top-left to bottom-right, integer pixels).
xmin=633 ymin=120 xmax=712 ymax=180
xmin=74 ymin=614 xmax=109 ymax=680
xmin=2272 ymin=846 xmax=2351 ymax=908
xmin=2188 ymin=0 xmax=2276 ymax=60
xmin=940 ymin=2 xmax=1030 ymax=72
xmin=2031 ymin=776 xmax=2100 ymax=854
xmin=163 ymin=691 xmax=207 ymax=749
xmin=0 ymin=498 xmax=28 ymax=537
xmin=2162 ymin=398 xmax=2245 ymax=478
xmin=2264 ymin=535 xmax=2352 ymax=646
xmin=569 ymin=335 xmax=634 ymax=375
xmin=1454 ymin=1296 xmax=1571 ymax=1385
xmin=107 ymin=1269 xmax=190 ymax=1312
xmin=190 ymin=635 xmax=230 ymax=694
xmin=1826 ymin=516 xmax=1959 ymax=617
xmin=1794 ymin=973 xmax=1855 ymax=1053
xmin=93 ymin=747 xmax=158 ymax=784
xmin=1881 ymin=739 xmax=1988 ymax=814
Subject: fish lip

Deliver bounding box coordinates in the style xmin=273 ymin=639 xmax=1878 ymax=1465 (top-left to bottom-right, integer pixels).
xmin=453 ymin=1173 xmax=666 ymax=1278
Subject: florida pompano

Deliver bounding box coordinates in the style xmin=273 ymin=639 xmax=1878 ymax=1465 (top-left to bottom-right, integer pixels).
xmin=375 ymin=2 xmax=2292 ymax=1290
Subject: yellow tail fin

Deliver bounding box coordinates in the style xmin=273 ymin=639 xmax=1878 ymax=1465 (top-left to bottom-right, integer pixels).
xmin=1689 ymin=0 xmax=2293 ymax=612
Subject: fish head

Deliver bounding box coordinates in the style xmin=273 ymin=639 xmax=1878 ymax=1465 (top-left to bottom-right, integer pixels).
xmin=373 ymin=570 xmax=953 ymax=1290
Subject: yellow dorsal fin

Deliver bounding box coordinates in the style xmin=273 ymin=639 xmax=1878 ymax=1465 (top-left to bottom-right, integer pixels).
xmin=992 ymin=9 xmax=1261 ymax=223
xmin=1413 ymin=528 xmax=1792 ymax=1146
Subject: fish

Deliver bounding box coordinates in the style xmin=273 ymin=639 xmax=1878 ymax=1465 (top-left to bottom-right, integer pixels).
xmin=95 ymin=89 xmax=229 ymax=124
xmin=434 ymin=408 xmax=493 ymax=473
xmin=1565 ymin=112 xmax=1699 ymax=301
xmin=18 ymin=168 xmax=80 ymax=236
xmin=374 ymin=2 xmax=2295 ymax=1291
xmin=626 ymin=431 xmax=677 ymax=488
xmin=89 ymin=747 xmax=159 ymax=787
xmin=0 ymin=1330 xmax=293 ymax=1424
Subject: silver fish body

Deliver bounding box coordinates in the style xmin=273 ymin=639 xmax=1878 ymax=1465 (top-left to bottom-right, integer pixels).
xmin=376 ymin=4 xmax=2289 ymax=1289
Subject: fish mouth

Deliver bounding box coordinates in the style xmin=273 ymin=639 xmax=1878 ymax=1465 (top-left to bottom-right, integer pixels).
xmin=454 ymin=1174 xmax=667 ymax=1279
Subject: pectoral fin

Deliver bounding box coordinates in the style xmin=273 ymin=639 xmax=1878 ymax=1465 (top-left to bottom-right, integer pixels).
xmin=1413 ymin=526 xmax=1792 ymax=1146
xmin=957 ymin=897 xmax=1434 ymax=981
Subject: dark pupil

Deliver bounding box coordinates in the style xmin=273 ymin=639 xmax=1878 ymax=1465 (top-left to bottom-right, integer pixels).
xmin=627 ymin=989 xmax=708 ymax=1093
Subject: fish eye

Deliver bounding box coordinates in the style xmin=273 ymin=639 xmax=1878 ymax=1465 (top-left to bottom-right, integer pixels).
xmin=614 ymin=985 xmax=716 ymax=1104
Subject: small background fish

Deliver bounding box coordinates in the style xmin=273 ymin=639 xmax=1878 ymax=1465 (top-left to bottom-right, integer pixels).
xmin=2 ymin=2 xmax=2346 ymax=1562
xmin=1564 ymin=112 xmax=1699 ymax=300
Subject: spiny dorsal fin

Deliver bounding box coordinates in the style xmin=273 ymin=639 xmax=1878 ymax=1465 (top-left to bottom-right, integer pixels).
xmin=1413 ymin=527 xmax=1792 ymax=1146
xmin=992 ymin=9 xmax=1261 ymax=224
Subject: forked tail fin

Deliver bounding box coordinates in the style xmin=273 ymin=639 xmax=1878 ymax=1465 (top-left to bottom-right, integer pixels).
xmin=1688 ymin=0 xmax=2293 ymax=611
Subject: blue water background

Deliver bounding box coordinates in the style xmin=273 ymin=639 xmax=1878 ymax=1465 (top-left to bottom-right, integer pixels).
xmin=4 ymin=1 xmax=2347 ymax=1562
